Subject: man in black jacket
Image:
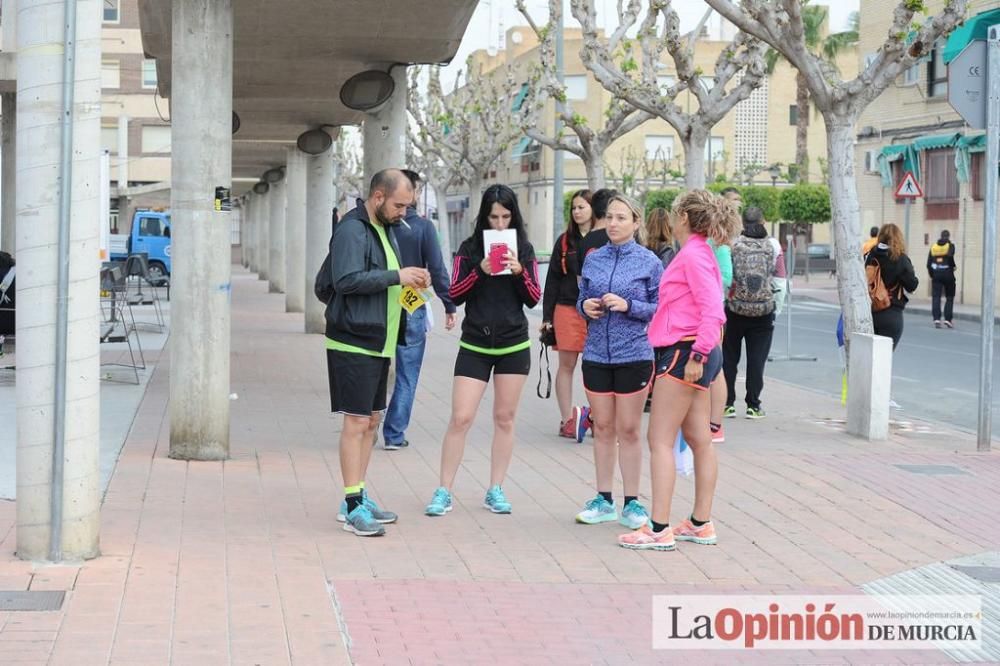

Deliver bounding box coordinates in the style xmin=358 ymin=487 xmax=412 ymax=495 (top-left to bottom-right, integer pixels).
xmin=327 ymin=169 xmax=430 ymax=537
xmin=927 ymin=229 xmax=957 ymax=328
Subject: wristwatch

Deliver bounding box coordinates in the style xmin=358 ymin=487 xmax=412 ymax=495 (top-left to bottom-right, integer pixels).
xmin=690 ymin=351 xmax=707 ymax=364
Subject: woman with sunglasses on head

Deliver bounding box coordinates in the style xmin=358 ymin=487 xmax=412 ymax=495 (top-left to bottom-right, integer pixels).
xmin=619 ymin=191 xmax=738 ymax=551
xmin=575 ymin=194 xmax=662 ymax=530
xmin=542 ymin=189 xmax=595 ymax=442
xmin=425 ymin=185 xmax=541 ymax=517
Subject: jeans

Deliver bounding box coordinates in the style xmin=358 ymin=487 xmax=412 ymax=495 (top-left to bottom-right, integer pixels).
xmin=722 ymin=308 xmax=775 ymax=410
xmin=931 ymin=277 xmax=956 ymax=322
xmin=383 ymin=306 xmax=428 ymax=445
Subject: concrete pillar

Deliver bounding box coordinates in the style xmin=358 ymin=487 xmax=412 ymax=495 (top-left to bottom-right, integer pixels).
xmin=241 ymin=197 xmax=251 ymax=268
xmin=268 ymin=178 xmax=285 ymax=293
xmin=363 ymin=66 xmax=407 ymax=187
xmin=169 ymin=0 xmax=233 ymax=461
xmin=305 ymin=144 xmax=334 ymax=334
xmin=284 ymin=148 xmax=307 ymax=313
xmin=247 ymin=194 xmax=258 ymax=272
xmin=846 ymin=334 xmax=893 ymax=441
xmin=1 ymin=92 xmax=15 ymax=254
xmin=16 ymin=0 xmax=102 ymax=561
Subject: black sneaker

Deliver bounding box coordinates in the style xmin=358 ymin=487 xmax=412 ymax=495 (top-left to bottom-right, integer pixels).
xmin=383 ymin=439 xmax=409 ymax=451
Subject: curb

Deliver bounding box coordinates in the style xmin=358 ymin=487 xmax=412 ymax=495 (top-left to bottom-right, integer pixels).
xmin=797 ymin=295 xmax=1000 ymax=326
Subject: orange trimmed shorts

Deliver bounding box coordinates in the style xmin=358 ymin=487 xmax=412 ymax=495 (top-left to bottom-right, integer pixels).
xmin=553 ymin=304 xmax=587 ymax=353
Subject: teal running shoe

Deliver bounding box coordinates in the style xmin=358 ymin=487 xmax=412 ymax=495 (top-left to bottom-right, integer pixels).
xmin=575 ymin=494 xmax=618 ymax=524
xmin=620 ymin=499 xmax=650 ymax=530
xmin=425 ymin=487 xmax=453 ymax=516
xmin=483 ymin=485 xmax=512 ymax=514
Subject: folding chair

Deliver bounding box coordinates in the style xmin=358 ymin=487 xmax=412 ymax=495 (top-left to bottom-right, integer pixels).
xmin=123 ymin=254 xmax=165 ymax=331
xmin=100 ymin=266 xmax=145 ymax=384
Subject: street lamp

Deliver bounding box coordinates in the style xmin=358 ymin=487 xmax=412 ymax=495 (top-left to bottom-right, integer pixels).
xmin=769 ymin=164 xmax=781 ymax=187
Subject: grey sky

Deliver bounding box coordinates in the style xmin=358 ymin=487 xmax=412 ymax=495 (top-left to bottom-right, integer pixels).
xmin=442 ymin=0 xmax=861 ymax=89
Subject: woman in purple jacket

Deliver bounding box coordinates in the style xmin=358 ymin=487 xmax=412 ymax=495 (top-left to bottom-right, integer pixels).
xmin=575 ymin=194 xmax=662 ymax=529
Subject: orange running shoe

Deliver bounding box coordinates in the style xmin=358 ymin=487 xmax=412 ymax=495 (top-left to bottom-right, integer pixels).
xmin=618 ymin=525 xmax=676 ymax=551
xmin=673 ymin=518 xmax=718 ymax=545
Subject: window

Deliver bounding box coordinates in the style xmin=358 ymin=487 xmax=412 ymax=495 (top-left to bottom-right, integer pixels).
xmin=142 ymin=60 xmax=158 ymax=89
xmin=103 ymin=0 xmax=120 ymax=23
xmin=564 ymin=75 xmax=587 ymax=101
xmin=698 ymin=77 xmax=716 ymax=93
xmin=927 ymin=42 xmax=948 ymax=97
xmin=138 ymin=216 xmax=164 ymax=237
xmin=924 ymin=149 xmax=959 ymax=220
xmin=972 ymin=152 xmax=990 ymax=201
xmin=902 ymin=63 xmax=920 ymax=86
xmin=657 ymin=75 xmax=676 ymax=92
xmin=645 ymin=135 xmax=674 ymax=160
xmin=705 ymin=136 xmax=724 ymax=162
xmin=141 ymin=125 xmax=172 ymax=154
xmin=101 ymin=126 xmax=118 ymax=155
xmin=101 ymin=60 xmax=120 ymax=89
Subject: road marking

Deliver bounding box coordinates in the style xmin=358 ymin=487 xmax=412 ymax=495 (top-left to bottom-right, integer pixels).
xmin=944 ymin=387 xmax=979 ymax=397
xmin=893 ymin=376 xmax=920 ymax=383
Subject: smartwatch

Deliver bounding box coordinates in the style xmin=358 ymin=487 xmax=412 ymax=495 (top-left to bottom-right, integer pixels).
xmin=690 ymin=351 xmax=707 ymax=364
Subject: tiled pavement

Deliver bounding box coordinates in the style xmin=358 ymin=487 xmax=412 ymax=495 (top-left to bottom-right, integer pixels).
xmin=0 ymin=268 xmax=997 ymax=664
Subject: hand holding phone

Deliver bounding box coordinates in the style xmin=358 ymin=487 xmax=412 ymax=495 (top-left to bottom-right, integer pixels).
xmin=489 ymin=243 xmax=508 ymax=274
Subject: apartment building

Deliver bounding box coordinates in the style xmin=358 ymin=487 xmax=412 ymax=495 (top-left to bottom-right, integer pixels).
xmin=100 ymin=0 xmax=171 ymax=231
xmin=855 ymin=1 xmax=1000 ymax=306
xmin=447 ymin=23 xmax=855 ymax=253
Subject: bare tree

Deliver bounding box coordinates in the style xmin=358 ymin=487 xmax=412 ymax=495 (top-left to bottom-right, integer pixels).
xmin=703 ymin=0 xmax=968 ymax=343
xmin=571 ymin=0 xmax=767 ymax=190
xmin=516 ymin=0 xmax=653 ymax=189
xmin=332 ymin=129 xmax=364 ymax=209
xmin=606 ymin=145 xmax=675 ymax=201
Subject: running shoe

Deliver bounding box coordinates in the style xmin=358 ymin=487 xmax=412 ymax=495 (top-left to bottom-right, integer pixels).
xmin=384 ymin=439 xmax=409 ymax=451
xmin=746 ymin=407 xmax=766 ymax=419
xmin=723 ymin=405 xmax=737 ymax=418
xmin=618 ymin=525 xmax=676 ymax=551
xmin=575 ymin=494 xmax=617 ymax=524
xmin=711 ymin=426 xmax=725 ymax=443
xmin=425 ymin=487 xmax=453 ymax=516
xmin=337 ymin=491 xmax=398 ymax=524
xmin=944 ymin=320 xmax=954 ymax=329
xmin=342 ymin=504 xmax=385 ymax=537
xmin=559 ymin=407 xmax=581 ymax=439
xmin=577 ymin=406 xmax=592 ymax=443
xmin=483 ymin=485 xmax=512 ymax=514
xmin=619 ymin=499 xmax=650 ymax=530
xmin=673 ymin=518 xmax=718 ymax=545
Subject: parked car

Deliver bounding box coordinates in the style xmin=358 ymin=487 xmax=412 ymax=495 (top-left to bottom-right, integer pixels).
xmin=793 ymin=243 xmax=836 ymax=275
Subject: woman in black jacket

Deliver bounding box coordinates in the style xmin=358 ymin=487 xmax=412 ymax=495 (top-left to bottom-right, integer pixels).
xmin=867 ymin=223 xmax=919 ymax=349
xmin=541 ymin=189 xmax=594 ymax=441
xmin=425 ymin=185 xmax=541 ymax=517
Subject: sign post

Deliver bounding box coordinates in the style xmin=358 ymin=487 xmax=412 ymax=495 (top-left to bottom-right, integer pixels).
xmin=893 ymin=171 xmax=923 ymax=248
xmin=948 ymin=29 xmax=999 ymax=453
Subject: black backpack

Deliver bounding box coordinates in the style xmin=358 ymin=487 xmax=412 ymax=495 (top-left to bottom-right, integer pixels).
xmin=314 ymin=251 xmax=334 ymax=304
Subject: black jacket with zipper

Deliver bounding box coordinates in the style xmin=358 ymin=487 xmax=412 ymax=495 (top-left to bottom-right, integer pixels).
xmin=449 ymin=236 xmax=542 ymax=350
xmin=324 ymin=199 xmax=402 ymax=353
xmin=541 ymin=231 xmax=581 ymax=322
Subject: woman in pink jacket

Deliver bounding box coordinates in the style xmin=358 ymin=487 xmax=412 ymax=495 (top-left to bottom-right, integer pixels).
xmin=619 ymin=190 xmax=739 ymax=551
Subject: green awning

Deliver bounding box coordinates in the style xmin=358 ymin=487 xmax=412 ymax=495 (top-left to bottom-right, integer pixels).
xmin=943 ymin=8 xmax=1000 ymax=64
xmin=511 ymin=136 xmax=533 ymax=158
xmin=958 ymin=133 xmax=987 ymax=153
xmin=880 ymin=145 xmax=909 ymax=161
xmin=511 ymin=83 xmax=529 ymax=112
xmin=912 ymin=133 xmax=961 ymax=151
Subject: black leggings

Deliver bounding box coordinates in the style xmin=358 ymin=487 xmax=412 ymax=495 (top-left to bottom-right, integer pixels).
xmin=873 ymin=308 xmax=904 ymax=350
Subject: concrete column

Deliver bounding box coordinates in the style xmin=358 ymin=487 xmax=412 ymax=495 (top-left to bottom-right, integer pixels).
xmin=248 ymin=194 xmax=259 ymax=272
xmin=284 ymin=148 xmax=307 ymax=313
xmin=242 ymin=197 xmax=252 ymax=269
xmin=1 ymin=92 xmax=15 ymax=253
xmin=846 ymin=333 xmax=893 ymax=441
xmin=16 ymin=0 xmax=102 ymax=561
xmin=363 ymin=66 xmax=407 ymax=187
xmin=268 ymin=178 xmax=285 ymax=293
xmin=305 ymin=145 xmax=334 ymax=333
xmin=169 ymin=0 xmax=233 ymax=461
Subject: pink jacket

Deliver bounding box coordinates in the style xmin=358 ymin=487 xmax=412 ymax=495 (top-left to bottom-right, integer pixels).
xmin=648 ymin=234 xmax=726 ymax=355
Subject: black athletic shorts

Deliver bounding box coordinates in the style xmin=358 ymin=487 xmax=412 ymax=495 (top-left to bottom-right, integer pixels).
xmin=454 ymin=347 xmax=531 ymax=382
xmin=327 ymin=349 xmax=390 ymax=417
xmin=582 ymin=360 xmax=654 ymax=396
xmin=654 ymin=341 xmax=722 ymax=391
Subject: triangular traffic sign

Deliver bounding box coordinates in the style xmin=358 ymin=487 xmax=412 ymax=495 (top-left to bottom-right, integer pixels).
xmin=894 ymin=171 xmax=923 ymax=199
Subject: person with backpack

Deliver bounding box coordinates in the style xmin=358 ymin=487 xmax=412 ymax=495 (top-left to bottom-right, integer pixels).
xmin=541 ymin=189 xmax=594 ymax=441
xmin=722 ymin=207 xmax=778 ymax=420
xmin=866 ymin=223 xmax=919 ymax=350
xmin=927 ymin=229 xmax=957 ymax=328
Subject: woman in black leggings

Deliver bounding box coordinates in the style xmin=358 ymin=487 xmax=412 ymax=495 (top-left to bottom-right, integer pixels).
xmin=866 ymin=223 xmax=919 ymax=349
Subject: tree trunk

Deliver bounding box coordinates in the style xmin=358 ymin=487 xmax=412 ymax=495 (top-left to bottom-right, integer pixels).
xmin=795 ymin=72 xmax=810 ymax=183
xmin=430 ymin=181 xmax=452 ymax=260
xmin=465 ymin=175 xmax=483 ymax=235
xmin=826 ymin=119 xmax=873 ymax=342
xmin=585 ymin=156 xmax=606 ymax=190
xmin=682 ymin=131 xmax=708 ymax=190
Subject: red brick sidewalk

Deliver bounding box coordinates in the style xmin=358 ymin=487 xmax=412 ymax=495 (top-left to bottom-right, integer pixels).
xmin=0 ymin=268 xmax=995 ymax=665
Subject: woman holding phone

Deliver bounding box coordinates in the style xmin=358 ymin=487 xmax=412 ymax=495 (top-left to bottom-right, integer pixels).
xmin=575 ymin=194 xmax=662 ymax=529
xmin=425 ymin=185 xmax=541 ymax=517
xmin=619 ymin=190 xmax=737 ymax=551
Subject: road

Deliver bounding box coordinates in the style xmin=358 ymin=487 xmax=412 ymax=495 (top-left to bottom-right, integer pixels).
xmin=533 ymin=262 xmax=997 ymax=432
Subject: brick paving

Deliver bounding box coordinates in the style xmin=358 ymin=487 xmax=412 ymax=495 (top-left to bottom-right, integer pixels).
xmin=0 ymin=268 xmax=996 ymax=664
